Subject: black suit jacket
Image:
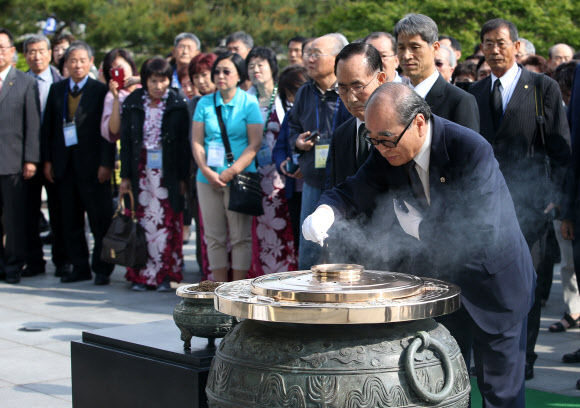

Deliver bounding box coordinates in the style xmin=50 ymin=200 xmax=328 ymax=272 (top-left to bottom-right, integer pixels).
xmin=42 ymin=77 xmax=114 ymax=180
xmin=563 ymin=64 xmax=580 ymax=221
xmin=0 ymin=67 xmax=41 ymax=175
xmin=425 ymin=74 xmax=480 ymax=133
xmin=319 ymin=115 xmax=535 ymax=334
xmin=326 ymin=117 xmax=366 ymax=189
xmin=470 ymin=66 xmax=570 ymax=239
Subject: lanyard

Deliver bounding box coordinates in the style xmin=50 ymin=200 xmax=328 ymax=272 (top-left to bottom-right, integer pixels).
xmin=315 ymin=91 xmax=340 ymax=135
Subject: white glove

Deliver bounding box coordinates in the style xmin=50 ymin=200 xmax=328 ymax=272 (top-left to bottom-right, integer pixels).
xmin=302 ymin=205 xmax=335 ymax=246
xmin=393 ymin=199 xmax=422 ymax=240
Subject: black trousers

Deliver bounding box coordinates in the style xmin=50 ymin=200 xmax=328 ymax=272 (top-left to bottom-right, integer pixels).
xmin=26 ymin=172 xmax=67 ymax=269
xmin=525 ymin=223 xmax=549 ymax=365
xmin=0 ymin=174 xmax=28 ymax=270
xmin=437 ymin=306 xmax=527 ymax=408
xmin=57 ymin=171 xmax=114 ymax=276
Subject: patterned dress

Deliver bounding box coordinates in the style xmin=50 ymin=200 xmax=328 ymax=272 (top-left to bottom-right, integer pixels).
xmin=248 ymin=95 xmax=298 ymax=276
xmin=126 ymin=103 xmax=184 ymax=286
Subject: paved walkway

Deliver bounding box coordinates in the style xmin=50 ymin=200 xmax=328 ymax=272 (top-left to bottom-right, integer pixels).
xmin=0 ymin=239 xmax=579 ymax=407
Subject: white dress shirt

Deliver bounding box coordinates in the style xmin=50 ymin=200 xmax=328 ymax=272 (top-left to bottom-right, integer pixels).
xmin=489 ymin=63 xmax=521 ymax=113
xmin=410 ymin=70 xmax=440 ymax=99
xmin=412 ymin=120 xmax=433 ymax=204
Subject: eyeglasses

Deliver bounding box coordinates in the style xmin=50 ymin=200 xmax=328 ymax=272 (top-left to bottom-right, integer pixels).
xmin=0 ymin=45 xmax=14 ymax=54
xmin=303 ymin=52 xmax=334 ymax=60
xmin=482 ymin=41 xmax=514 ymax=50
xmin=214 ymin=68 xmax=233 ymax=77
xmin=363 ymin=117 xmax=414 ymax=148
xmin=336 ymin=72 xmax=381 ymax=96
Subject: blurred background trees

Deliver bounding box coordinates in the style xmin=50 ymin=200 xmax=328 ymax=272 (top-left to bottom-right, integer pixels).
xmin=2 ymin=0 xmax=578 ymax=65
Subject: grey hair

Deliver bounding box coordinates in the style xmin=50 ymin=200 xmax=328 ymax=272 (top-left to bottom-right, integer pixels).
xmin=548 ymin=43 xmax=575 ymax=59
xmin=366 ymin=83 xmax=432 ymax=125
xmin=226 ymin=31 xmax=254 ymax=49
xmin=174 ymin=32 xmax=201 ymax=50
xmin=23 ymin=34 xmax=51 ymax=53
xmin=518 ymin=38 xmax=535 ymax=55
xmin=322 ymin=33 xmax=349 ymax=55
xmin=394 ymin=13 xmax=438 ymax=45
xmin=364 ymin=32 xmax=397 ymax=54
xmin=439 ymin=45 xmax=456 ymax=66
xmin=63 ymin=41 xmax=93 ymax=61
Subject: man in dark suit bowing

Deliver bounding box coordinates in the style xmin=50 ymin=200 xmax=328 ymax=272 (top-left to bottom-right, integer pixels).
xmin=469 ymin=18 xmax=571 ymax=380
xmin=303 ymin=83 xmax=535 ymax=408
xmin=394 ymin=14 xmax=480 ymax=132
xmin=0 ymin=28 xmax=41 ymax=284
xmin=42 ymin=41 xmax=115 ymax=285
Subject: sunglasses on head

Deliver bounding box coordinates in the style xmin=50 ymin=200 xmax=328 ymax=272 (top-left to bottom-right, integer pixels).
xmin=214 ymin=68 xmax=232 ymax=76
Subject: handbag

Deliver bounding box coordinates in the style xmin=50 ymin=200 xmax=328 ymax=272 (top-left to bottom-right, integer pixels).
xmin=101 ymin=190 xmax=148 ymax=268
xmin=214 ymin=93 xmax=264 ymax=216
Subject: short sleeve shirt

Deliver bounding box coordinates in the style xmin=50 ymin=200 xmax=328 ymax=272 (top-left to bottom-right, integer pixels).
xmin=194 ymin=88 xmax=263 ymax=184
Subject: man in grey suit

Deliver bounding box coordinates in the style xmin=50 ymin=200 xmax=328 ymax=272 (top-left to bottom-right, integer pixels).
xmin=394 ymin=14 xmax=480 ymax=133
xmin=0 ymin=28 xmax=41 ymax=284
xmin=469 ymin=18 xmax=571 ymax=380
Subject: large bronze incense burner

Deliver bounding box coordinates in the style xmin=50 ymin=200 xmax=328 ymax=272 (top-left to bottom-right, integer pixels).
xmin=206 ymin=264 xmax=470 ymax=407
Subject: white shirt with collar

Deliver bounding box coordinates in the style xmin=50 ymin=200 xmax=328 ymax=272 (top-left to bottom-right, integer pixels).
xmin=0 ymin=64 xmax=11 ymax=83
xmin=409 ymin=70 xmax=440 ymax=99
xmin=28 ymin=67 xmax=53 ymax=116
xmin=412 ymin=120 xmax=433 ymax=204
xmin=355 ymin=117 xmax=368 ymax=156
xmin=489 ymin=62 xmax=521 ymax=113
xmin=69 ymin=75 xmax=89 ymax=92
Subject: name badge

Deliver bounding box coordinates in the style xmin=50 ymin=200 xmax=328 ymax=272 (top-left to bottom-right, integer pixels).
xmin=207 ymin=142 xmax=225 ymax=167
xmin=256 ymin=143 xmax=272 ymax=167
xmin=314 ymin=144 xmax=330 ymax=169
xmin=147 ymin=149 xmax=162 ymax=169
xmin=63 ymin=122 xmax=78 ymax=147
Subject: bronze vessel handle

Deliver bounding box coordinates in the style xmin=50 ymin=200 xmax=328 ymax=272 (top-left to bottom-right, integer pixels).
xmin=405 ymin=331 xmax=454 ymax=404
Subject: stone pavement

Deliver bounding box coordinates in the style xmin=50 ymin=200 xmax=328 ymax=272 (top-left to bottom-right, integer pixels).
xmin=0 ymin=239 xmax=579 ymax=407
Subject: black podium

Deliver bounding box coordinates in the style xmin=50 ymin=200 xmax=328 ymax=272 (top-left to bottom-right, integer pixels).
xmin=71 ymin=320 xmax=219 ymax=408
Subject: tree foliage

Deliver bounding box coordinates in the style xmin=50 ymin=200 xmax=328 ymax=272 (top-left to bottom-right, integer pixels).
xmin=2 ymin=0 xmax=578 ymax=63
xmin=316 ymin=0 xmax=580 ymax=59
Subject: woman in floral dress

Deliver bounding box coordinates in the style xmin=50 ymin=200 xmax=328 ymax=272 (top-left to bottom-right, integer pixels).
xmin=120 ymin=57 xmax=190 ymax=291
xmin=246 ymin=47 xmax=298 ymax=275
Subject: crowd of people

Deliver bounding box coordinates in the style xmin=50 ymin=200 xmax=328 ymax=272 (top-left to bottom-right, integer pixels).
xmin=1 ymin=13 xmax=580 ymax=405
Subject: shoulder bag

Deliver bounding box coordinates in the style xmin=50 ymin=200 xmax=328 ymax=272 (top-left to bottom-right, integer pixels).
xmin=214 ymin=93 xmax=264 ymax=216
xmin=101 ymin=190 xmax=148 ymax=268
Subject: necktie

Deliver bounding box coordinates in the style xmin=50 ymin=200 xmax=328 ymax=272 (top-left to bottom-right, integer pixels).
xmin=71 ymin=84 xmax=80 ymax=97
xmin=356 ymin=123 xmax=369 ymax=167
xmin=404 ymin=160 xmax=429 ymax=210
xmin=491 ymin=78 xmax=503 ymax=129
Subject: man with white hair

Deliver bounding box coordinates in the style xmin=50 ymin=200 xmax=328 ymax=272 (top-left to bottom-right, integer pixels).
xmin=548 ymin=43 xmax=575 ymax=70
xmin=288 ymin=33 xmax=352 ymax=268
xmin=171 ymin=32 xmax=201 ymax=89
xmin=435 ymin=44 xmax=455 ymax=82
xmin=516 ymin=38 xmax=535 ymax=62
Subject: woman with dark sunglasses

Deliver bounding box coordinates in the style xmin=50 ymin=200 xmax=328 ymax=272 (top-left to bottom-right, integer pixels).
xmin=191 ymin=51 xmax=263 ymax=282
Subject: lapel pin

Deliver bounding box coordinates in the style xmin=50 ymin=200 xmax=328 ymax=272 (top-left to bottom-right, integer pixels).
xmin=440 ymin=177 xmax=445 ymax=183
xmin=524 ymin=85 xmax=528 ymax=89
xmin=9 ymin=82 xmax=13 ymax=85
